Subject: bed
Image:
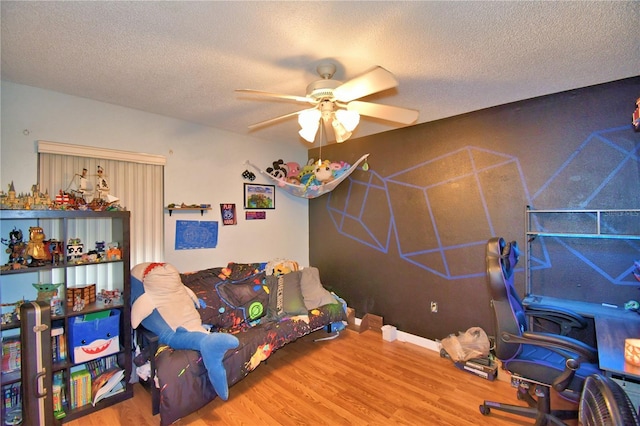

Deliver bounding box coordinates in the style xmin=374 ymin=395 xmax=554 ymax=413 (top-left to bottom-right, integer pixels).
xmin=134 ymin=262 xmax=347 ymax=425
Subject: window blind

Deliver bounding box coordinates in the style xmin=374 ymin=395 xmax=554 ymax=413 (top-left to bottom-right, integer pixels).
xmin=38 ymin=141 xmax=165 ymax=266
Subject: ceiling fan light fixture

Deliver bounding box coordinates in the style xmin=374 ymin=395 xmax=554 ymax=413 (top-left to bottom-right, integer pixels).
xmin=335 ymin=109 xmax=360 ymax=132
xmin=299 ymin=125 xmax=319 ymax=143
xmin=332 ymin=119 xmax=352 ymax=143
xmin=298 ymin=108 xmax=321 ymax=128
xmin=298 ymin=109 xmax=321 ymax=142
xmin=240 ymin=63 xmax=417 ymax=143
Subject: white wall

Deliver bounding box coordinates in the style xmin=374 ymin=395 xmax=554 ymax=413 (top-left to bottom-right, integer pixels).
xmin=1 ymin=81 xmax=310 ymax=272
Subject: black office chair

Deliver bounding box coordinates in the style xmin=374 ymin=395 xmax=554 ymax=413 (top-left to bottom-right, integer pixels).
xmin=479 ymin=237 xmax=602 ymax=426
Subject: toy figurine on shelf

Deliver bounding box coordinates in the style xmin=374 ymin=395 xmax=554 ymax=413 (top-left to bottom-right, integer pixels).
xmin=26 ymin=226 xmax=48 ymax=266
xmin=95 ymin=241 xmax=106 ymax=257
xmin=67 ymin=237 xmax=84 ymax=263
xmin=46 ymin=239 xmax=64 ymax=265
xmin=98 ymin=288 xmax=122 ymax=305
xmin=0 ymin=298 xmax=26 ymax=324
xmin=96 ymin=165 xmax=119 ymax=203
xmin=33 ymin=283 xmax=63 ymax=303
xmin=106 ymin=242 xmax=121 ymax=260
xmin=74 ymin=167 xmax=92 ymax=201
xmin=1 ymin=227 xmax=27 ymax=269
xmin=72 ymin=294 xmax=85 ymax=312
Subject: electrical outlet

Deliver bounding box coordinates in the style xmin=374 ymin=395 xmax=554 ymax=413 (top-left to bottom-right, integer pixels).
xmin=430 ymin=301 xmax=438 ymax=313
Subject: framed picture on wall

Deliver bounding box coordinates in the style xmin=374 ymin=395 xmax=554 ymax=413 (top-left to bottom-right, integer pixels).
xmin=243 ymin=183 xmax=275 ymax=209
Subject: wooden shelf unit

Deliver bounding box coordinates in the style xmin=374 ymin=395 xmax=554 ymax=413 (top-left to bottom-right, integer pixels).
xmin=0 ymin=209 xmax=132 ymax=423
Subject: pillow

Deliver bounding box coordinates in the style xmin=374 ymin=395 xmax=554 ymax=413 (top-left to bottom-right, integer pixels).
xmin=265 ymin=271 xmax=307 ymax=320
xmin=265 ymin=258 xmax=299 ymax=276
xmin=181 ymin=270 xmax=269 ymax=330
xmin=216 ymin=272 xmax=269 ymax=323
xmin=299 ymin=267 xmax=338 ymax=310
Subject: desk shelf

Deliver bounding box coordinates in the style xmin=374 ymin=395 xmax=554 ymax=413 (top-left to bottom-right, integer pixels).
xmin=525 ymin=206 xmax=640 ymax=294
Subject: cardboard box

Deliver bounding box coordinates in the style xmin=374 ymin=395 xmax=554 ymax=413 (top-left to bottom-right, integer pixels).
xmin=69 ymin=309 xmax=119 ymax=363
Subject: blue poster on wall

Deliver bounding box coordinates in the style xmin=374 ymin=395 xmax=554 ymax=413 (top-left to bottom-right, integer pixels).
xmin=175 ymin=220 xmax=218 ymax=250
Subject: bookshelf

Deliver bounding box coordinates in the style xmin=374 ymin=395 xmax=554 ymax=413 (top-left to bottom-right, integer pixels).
xmin=0 ymin=210 xmax=133 ymax=423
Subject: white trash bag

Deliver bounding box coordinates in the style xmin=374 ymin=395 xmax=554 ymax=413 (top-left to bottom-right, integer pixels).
xmin=440 ymin=327 xmax=490 ymax=362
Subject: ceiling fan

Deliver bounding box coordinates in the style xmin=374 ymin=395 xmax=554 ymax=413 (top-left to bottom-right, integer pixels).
xmin=236 ymin=63 xmax=419 ymax=143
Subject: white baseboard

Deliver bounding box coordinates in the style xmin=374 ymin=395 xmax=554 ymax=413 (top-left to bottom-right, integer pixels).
xmin=353 ymin=317 xmax=441 ymax=353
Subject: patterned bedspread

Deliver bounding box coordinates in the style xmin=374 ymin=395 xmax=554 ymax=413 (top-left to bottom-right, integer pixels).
xmin=148 ymin=264 xmax=346 ymax=425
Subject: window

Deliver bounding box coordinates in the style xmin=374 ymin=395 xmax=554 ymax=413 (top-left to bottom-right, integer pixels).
xmin=38 ymin=140 xmax=165 ymax=265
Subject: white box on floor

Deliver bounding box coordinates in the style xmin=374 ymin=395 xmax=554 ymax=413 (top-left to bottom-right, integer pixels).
xmin=381 ymin=325 xmax=397 ymax=342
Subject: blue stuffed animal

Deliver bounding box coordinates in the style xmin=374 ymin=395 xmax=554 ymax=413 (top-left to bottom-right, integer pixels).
xmin=131 ymin=262 xmax=239 ymax=400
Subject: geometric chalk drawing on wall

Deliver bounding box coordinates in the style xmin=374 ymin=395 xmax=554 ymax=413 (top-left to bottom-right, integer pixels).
xmin=326 ymin=125 xmax=640 ymax=282
xmin=327 ymin=169 xmax=392 ymax=253
xmin=530 ymin=125 xmax=640 ymax=285
xmin=327 ymin=146 xmax=531 ymax=279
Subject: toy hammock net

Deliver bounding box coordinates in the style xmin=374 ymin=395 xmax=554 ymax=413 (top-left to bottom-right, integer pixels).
xmin=246 ymin=153 xmax=370 ymax=199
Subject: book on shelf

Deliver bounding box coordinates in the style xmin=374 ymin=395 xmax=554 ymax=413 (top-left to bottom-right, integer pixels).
xmin=2 ymin=382 xmax=21 ymax=411
xmin=1 ymin=337 xmax=21 ymax=374
xmin=85 ymin=354 xmax=119 ymax=379
xmin=91 ymin=367 xmax=125 ymax=406
xmin=70 ymin=366 xmax=91 ymax=409
xmin=51 ymin=326 xmax=67 ymax=362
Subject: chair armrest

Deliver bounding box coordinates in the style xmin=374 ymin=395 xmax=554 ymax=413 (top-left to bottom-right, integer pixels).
xmin=525 ymin=303 xmax=588 ymax=335
xmin=501 ymin=330 xmax=598 ymax=364
xmin=501 ymin=330 xmax=599 ymax=392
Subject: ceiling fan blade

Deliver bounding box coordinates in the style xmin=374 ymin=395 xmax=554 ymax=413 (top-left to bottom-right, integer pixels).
xmin=235 ymin=89 xmax=314 ymax=104
xmin=333 ymin=66 xmax=398 ymax=102
xmin=247 ymin=108 xmax=311 ymax=130
xmin=347 ymin=100 xmax=419 ymax=125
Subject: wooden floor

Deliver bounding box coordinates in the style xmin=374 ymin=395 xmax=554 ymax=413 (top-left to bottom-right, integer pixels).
xmin=66 ymin=329 xmax=578 ymax=425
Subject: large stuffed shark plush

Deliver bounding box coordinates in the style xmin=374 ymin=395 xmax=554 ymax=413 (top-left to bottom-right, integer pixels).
xmin=131 ymin=262 xmax=239 ymax=400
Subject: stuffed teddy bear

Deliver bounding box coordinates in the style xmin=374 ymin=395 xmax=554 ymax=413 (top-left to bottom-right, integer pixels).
xmin=131 ymin=262 xmax=239 ymax=400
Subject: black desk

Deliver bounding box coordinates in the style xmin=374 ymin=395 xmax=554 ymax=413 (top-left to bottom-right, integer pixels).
xmin=524 ymin=295 xmax=640 ymax=380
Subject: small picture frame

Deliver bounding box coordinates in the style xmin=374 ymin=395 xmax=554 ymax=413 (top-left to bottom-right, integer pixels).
xmin=244 ymin=183 xmax=275 ymax=209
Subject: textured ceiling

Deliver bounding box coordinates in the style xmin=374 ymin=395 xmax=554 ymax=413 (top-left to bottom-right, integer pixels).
xmin=2 ymin=1 xmax=639 ymax=147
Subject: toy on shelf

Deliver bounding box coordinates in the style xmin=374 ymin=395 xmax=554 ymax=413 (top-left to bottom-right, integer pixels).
xmin=1 ymin=227 xmax=27 ymax=269
xmin=67 ymin=237 xmax=84 ymax=263
xmin=98 ymin=289 xmax=122 ymax=305
xmin=96 ymin=165 xmax=119 ymax=203
xmin=33 ymin=283 xmax=63 ymax=303
xmin=105 ymin=242 xmax=121 ymax=260
xmin=95 ymin=241 xmax=106 ymax=256
xmin=74 ymin=167 xmax=91 ymax=201
xmin=0 ymin=298 xmax=27 ymax=324
xmin=46 ymin=239 xmax=64 ymax=265
xmin=26 ymin=226 xmax=48 ymax=266
xmin=72 ymin=294 xmax=86 ymax=312
xmin=50 ymin=296 xmax=63 ymax=316
xmin=0 ymin=181 xmax=52 ymax=210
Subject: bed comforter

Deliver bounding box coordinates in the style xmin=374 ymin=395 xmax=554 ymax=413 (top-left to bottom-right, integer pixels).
xmin=137 ymin=264 xmax=347 ymax=425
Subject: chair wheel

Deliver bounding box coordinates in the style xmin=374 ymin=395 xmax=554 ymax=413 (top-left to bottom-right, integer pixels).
xmin=479 ymin=404 xmax=490 ymax=415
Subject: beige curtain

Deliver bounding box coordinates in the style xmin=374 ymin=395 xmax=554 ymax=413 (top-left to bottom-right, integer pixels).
xmin=37 ymin=141 xmax=165 ymax=265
